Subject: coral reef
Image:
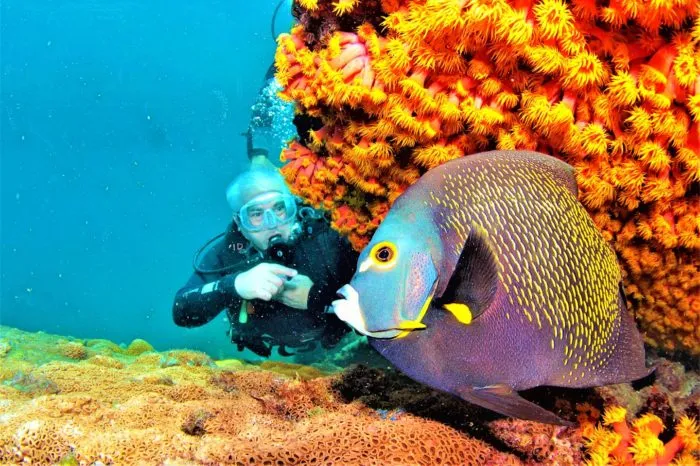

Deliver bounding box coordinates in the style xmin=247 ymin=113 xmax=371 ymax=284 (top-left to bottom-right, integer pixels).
xmin=274 ymin=0 xmax=700 ymax=356
xmin=56 ymin=341 xmax=89 ymax=360
xmin=0 ymin=326 xmax=519 ymax=465
xmin=124 ymin=338 xmax=154 ymax=356
xmin=581 ymin=406 xmax=699 ymax=465
xmin=1 ymin=326 xmax=698 ymax=464
xmin=334 ymin=361 xmax=700 ymax=465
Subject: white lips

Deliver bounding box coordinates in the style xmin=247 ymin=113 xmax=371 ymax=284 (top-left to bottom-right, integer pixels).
xmin=331 ymin=284 xmax=373 ymax=336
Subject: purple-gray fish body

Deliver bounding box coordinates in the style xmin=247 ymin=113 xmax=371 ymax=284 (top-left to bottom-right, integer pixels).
xmin=332 ymin=150 xmax=651 ymax=425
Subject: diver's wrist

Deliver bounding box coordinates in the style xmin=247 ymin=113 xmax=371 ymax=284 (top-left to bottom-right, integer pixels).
xmin=223 ymin=273 xmax=243 ymax=299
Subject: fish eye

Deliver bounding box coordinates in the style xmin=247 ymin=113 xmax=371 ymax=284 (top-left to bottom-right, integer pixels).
xmin=376 ymin=246 xmax=393 ymax=262
xmin=369 ymin=241 xmax=397 ymax=268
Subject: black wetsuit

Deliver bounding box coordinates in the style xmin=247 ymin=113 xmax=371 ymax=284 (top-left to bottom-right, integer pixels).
xmin=172 ymin=216 xmax=358 ymax=357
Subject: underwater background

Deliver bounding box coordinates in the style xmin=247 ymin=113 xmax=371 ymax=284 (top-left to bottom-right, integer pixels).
xmin=1 ymin=0 xmax=294 ymax=358
xmin=1 ymin=0 xmax=699 ymax=464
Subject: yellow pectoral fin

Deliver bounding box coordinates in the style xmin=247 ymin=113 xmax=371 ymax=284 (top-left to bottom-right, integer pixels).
xmin=443 ymin=303 xmax=473 ymax=325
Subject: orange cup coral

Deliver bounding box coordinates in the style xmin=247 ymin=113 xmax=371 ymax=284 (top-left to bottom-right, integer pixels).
xmin=274 ymin=0 xmax=699 ymax=355
xmin=582 ymin=405 xmax=700 ymax=465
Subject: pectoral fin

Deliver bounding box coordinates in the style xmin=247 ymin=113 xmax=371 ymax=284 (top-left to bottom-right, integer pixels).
xmin=438 ymin=225 xmax=499 ymax=323
xmin=443 ymin=303 xmax=472 ymax=324
xmin=456 ymin=384 xmax=574 ymax=426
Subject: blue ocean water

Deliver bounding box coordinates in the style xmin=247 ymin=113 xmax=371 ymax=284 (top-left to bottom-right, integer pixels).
xmin=1 ymin=0 xmax=295 ymax=358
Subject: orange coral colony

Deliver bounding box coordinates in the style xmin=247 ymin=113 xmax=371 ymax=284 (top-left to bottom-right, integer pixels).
xmin=274 ymin=0 xmax=700 ymax=356
xmin=581 ymin=405 xmax=700 ymax=465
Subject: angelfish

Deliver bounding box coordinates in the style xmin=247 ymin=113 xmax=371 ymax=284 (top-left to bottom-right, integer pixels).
xmin=332 ymin=150 xmax=651 ymax=425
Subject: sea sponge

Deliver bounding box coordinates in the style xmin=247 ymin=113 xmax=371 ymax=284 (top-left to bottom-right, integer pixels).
xmin=489 ymin=419 xmax=584 ymax=464
xmin=275 ymin=0 xmax=700 ymax=355
xmin=255 ymin=377 xmax=337 ymax=421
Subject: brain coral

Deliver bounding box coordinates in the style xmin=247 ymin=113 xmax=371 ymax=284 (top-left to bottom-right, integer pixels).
xmin=274 ymin=0 xmax=700 ymax=356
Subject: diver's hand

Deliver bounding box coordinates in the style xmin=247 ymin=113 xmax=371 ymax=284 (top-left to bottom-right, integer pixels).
xmin=274 ymin=274 xmax=313 ymax=310
xmin=234 ymin=263 xmax=297 ymax=301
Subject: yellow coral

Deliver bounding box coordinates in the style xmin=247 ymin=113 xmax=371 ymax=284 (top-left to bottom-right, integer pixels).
xmin=629 ymin=428 xmax=666 ymax=464
xmin=675 ymin=416 xmax=700 ymax=450
xmin=603 ymin=406 xmax=628 ymax=425
xmin=332 ymin=0 xmax=359 ymax=15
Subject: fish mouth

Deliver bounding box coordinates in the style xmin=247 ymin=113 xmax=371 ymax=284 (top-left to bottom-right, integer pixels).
xmin=331 ymin=285 xmax=426 ymax=339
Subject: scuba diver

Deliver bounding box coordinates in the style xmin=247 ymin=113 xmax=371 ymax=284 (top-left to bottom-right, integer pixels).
xmin=172 ymin=55 xmax=358 ymax=358
xmin=172 ymin=164 xmax=359 ymax=358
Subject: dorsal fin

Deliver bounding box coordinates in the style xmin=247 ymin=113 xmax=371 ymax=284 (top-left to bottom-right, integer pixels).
xmin=437 ymin=225 xmax=499 ymax=322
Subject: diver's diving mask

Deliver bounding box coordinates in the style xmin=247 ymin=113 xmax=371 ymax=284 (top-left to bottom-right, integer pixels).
xmin=237 ymin=192 xmax=298 ymax=232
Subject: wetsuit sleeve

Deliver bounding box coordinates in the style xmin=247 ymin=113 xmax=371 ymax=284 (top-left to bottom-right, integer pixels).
xmin=172 ymin=245 xmax=245 ymax=328
xmin=306 ymin=229 xmax=360 ymax=316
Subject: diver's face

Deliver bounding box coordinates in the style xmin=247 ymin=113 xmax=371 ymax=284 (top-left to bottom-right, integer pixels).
xmin=236 ymin=191 xmax=298 ymax=251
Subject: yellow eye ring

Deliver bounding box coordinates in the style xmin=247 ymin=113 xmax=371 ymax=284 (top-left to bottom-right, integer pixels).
xmin=369 ymin=241 xmax=397 ymax=268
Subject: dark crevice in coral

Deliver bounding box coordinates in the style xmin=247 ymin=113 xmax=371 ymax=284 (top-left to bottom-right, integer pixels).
xmin=332 ymin=365 xmax=511 ymax=451
xmin=631 ymin=366 xmax=657 ymax=390
xmin=684 ymin=402 xmax=699 ymax=422
xmin=293 ymin=1 xmax=386 ymax=50
xmin=637 ymin=391 xmax=676 ymax=443
xmin=293 ymin=113 xmax=324 ymax=146
xmin=393 ymin=146 xmax=415 ymax=168
xmin=332 ymin=364 xmax=598 ymax=461
xmin=342 ymin=106 xmax=374 ymax=124
xmin=647 ymin=346 xmax=699 ymax=372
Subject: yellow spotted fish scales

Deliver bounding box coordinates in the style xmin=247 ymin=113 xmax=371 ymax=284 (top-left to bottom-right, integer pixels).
xmin=420 ymin=151 xmax=627 ymax=384
xmin=337 ymin=150 xmax=650 ymax=423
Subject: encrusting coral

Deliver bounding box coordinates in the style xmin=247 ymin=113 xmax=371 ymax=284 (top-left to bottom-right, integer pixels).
xmin=274 ymin=0 xmax=700 ymax=356
xmin=2 ymin=326 xmax=699 ymax=464
xmin=0 ymin=326 xmax=522 ymax=465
